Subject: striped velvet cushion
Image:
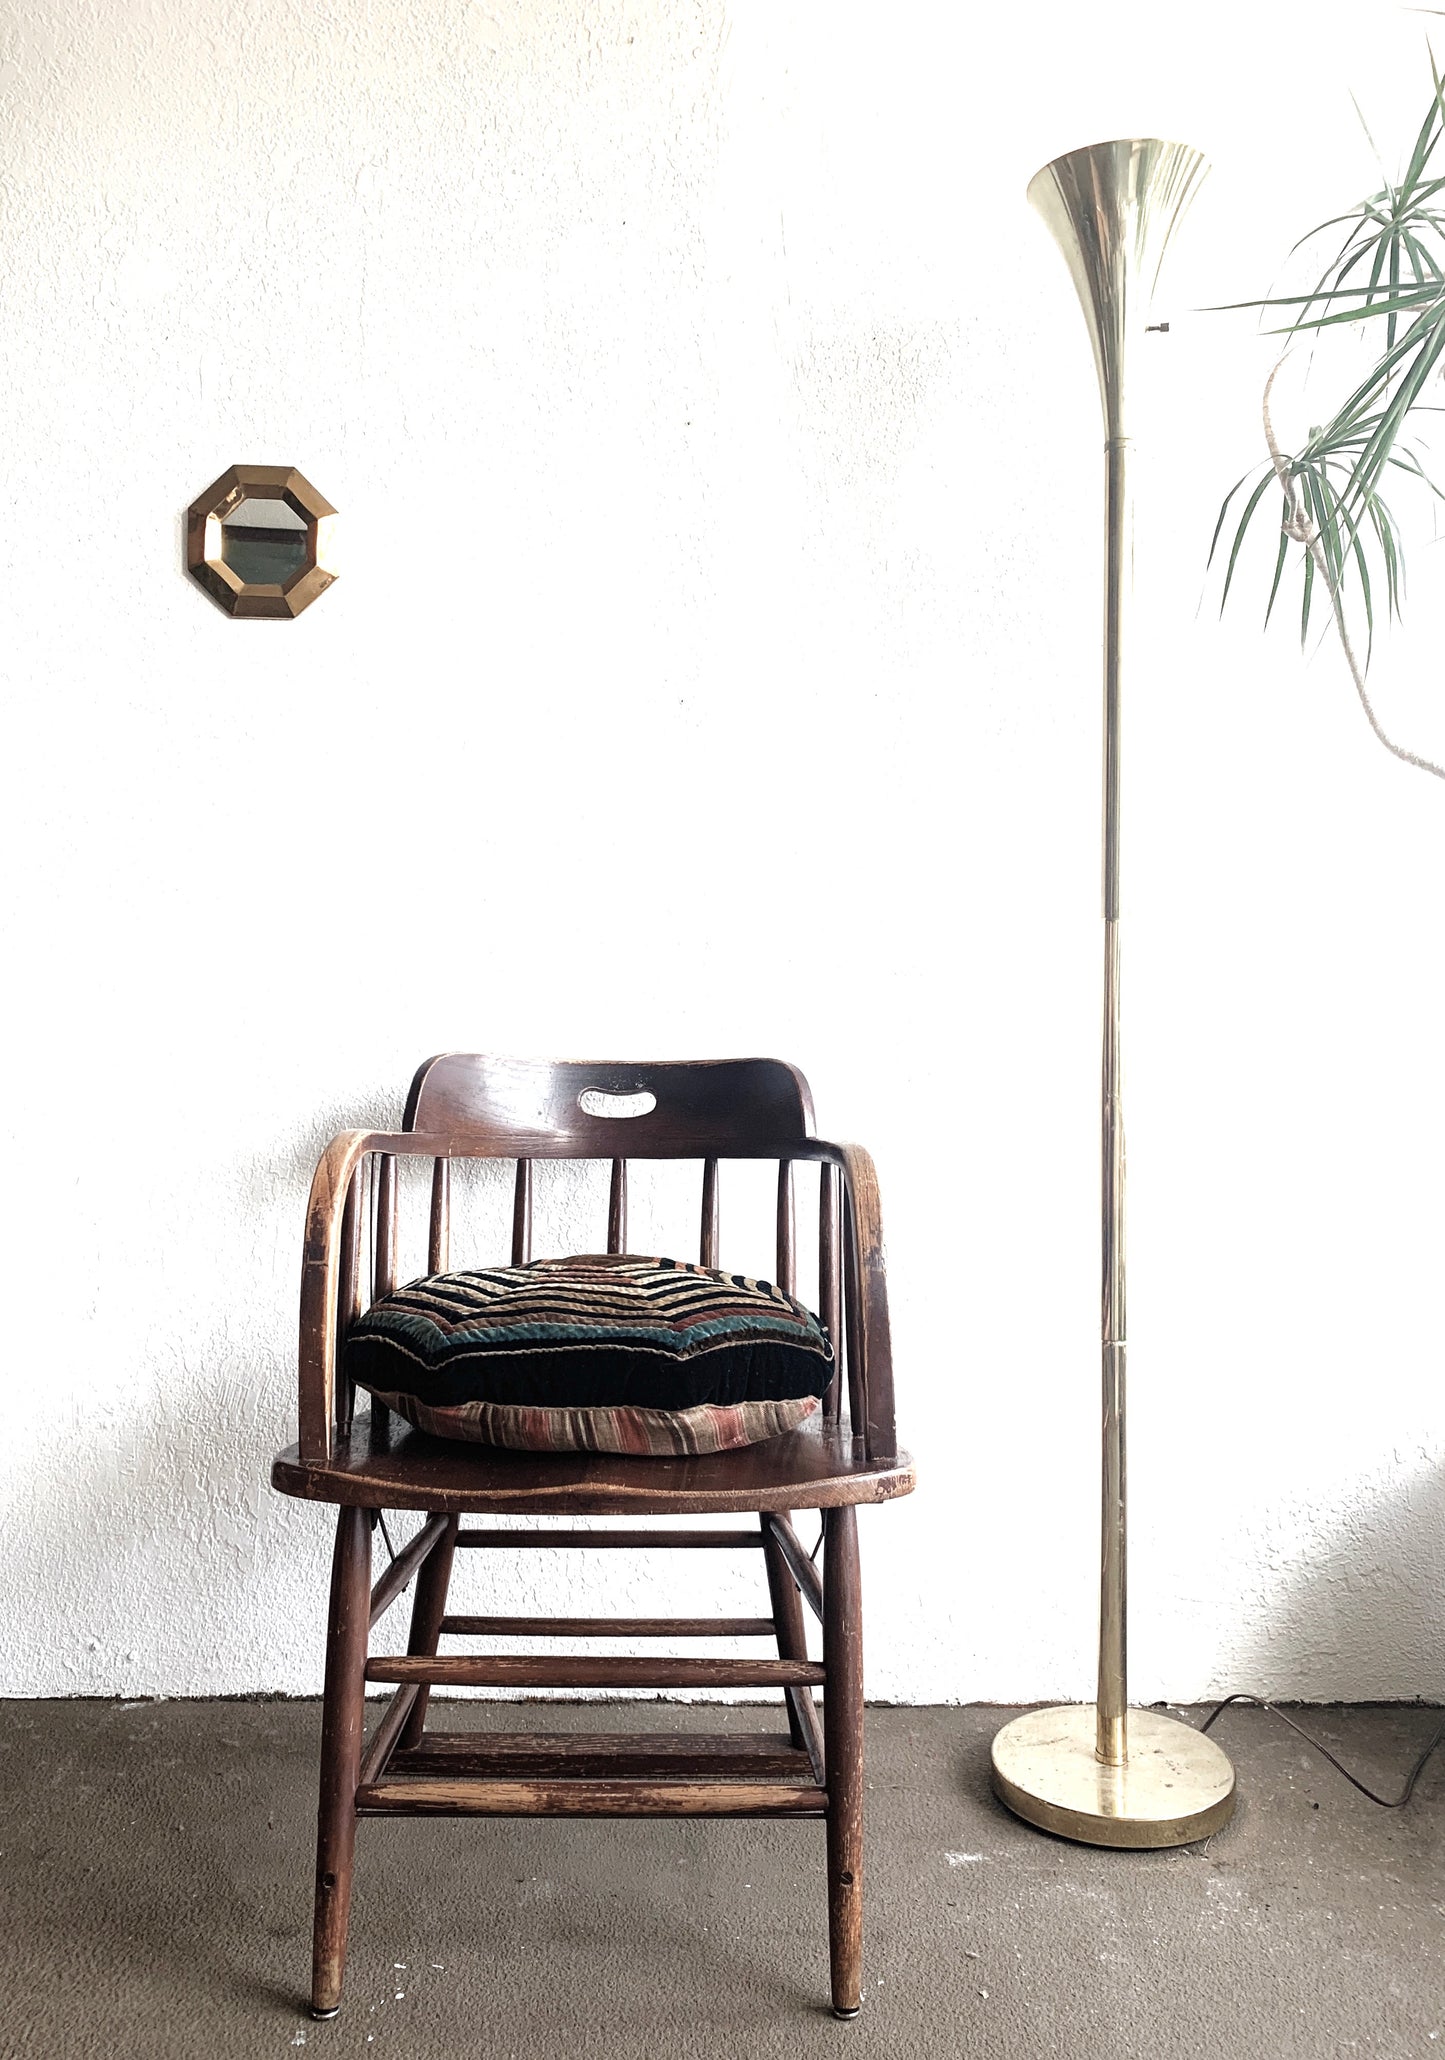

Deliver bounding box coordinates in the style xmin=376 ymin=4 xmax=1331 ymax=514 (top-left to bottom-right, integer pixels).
xmin=345 ymin=1254 xmax=833 ymax=1456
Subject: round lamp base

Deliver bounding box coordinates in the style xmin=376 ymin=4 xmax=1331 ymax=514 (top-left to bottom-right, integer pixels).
xmin=991 ymin=1705 xmax=1235 ymax=1849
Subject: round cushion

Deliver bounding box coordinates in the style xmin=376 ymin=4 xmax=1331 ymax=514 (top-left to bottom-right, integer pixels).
xmin=344 ymin=1253 xmax=834 ymax=1456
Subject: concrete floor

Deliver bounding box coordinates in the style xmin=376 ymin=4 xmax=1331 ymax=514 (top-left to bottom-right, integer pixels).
xmin=2 ymin=1700 xmax=1440 ymax=2059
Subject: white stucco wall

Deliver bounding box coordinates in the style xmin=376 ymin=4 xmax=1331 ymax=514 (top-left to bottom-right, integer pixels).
xmin=1 ymin=0 xmax=1442 ymax=1704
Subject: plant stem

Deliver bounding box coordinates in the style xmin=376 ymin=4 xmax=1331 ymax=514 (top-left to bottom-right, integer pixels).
xmin=1262 ymin=355 xmax=1445 ymax=781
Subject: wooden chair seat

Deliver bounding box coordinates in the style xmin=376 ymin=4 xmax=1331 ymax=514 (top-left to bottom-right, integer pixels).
xmin=272 ymin=1412 xmax=915 ymax=1515
xmin=269 ymin=1054 xmax=912 ymax=2024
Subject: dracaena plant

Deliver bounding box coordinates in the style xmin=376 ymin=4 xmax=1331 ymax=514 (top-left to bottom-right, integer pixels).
xmin=1211 ymin=60 xmax=1445 ymax=780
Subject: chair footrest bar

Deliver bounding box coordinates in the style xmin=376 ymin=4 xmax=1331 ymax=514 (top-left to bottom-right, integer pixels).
xmin=453 ymin=1528 xmax=764 ymax=1550
xmin=365 ymin=1655 xmax=826 ymax=1689
xmin=389 ymin=1730 xmax=815 ymax=1783
xmin=355 ymin=1778 xmax=827 ymax=1817
xmin=438 ymin=1616 xmax=779 ymax=1639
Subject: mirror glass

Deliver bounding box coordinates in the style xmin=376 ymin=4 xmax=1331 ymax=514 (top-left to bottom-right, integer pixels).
xmin=220 ymin=496 xmax=309 ymax=587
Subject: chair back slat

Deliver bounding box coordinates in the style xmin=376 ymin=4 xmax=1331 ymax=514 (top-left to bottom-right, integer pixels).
xmin=775 ymin=1161 xmax=795 ymax=1296
xmin=842 ymin=1192 xmax=866 ymax=1437
xmin=335 ymin=1165 xmax=364 ymax=1434
xmin=367 ymin=1155 xmax=396 ymax=1443
xmin=699 ymin=1157 xmax=720 ymax=1267
xmin=818 ymin=1163 xmax=842 ymax=1421
xmin=429 ymin=1159 xmax=451 ymax=1274
xmin=607 ymin=1159 xmax=628 ymax=1254
xmin=511 ymin=1160 xmax=533 ymax=1266
xmin=337 ymin=1165 xmax=363 ymax=1328
xmin=373 ymin=1154 xmax=397 ymax=1299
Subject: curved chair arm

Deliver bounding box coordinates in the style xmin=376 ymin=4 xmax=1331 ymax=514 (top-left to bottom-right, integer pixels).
xmin=822 ymin=1141 xmax=899 ymax=1465
xmin=298 ymin=1130 xmax=455 ymax=1461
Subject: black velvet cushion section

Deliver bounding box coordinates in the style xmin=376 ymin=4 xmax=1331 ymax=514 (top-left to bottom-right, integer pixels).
xmin=344 ymin=1254 xmax=833 ymax=1413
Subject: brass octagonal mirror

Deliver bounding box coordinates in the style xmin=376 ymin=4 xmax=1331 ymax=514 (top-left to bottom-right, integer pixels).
xmin=186 ymin=465 xmax=338 ymax=618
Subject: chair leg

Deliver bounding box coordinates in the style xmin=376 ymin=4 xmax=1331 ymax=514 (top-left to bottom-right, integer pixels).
xmin=761 ymin=1511 xmax=810 ymax=1753
xmin=822 ymin=1504 xmax=864 ymax=2018
xmin=396 ymin=1512 xmax=458 ymax=1751
xmin=310 ymin=1505 xmax=373 ymax=2019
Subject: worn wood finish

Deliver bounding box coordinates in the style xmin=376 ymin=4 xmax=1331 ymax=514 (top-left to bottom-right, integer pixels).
xmin=764 ymin=1511 xmax=825 ymax=1624
xmin=356 ymin=1684 xmax=420 ymax=1788
xmin=775 ymin=1161 xmax=795 ymax=1296
xmin=367 ymin=1513 xmax=450 ymax=1628
xmin=837 ymin=1147 xmax=897 ymax=1462
xmin=428 ymin=1158 xmax=450 ymax=1274
xmin=453 ymin=1526 xmax=765 ymax=1549
xmin=366 ymin=1654 xmax=827 ymax=1690
xmin=356 ymin=1779 xmax=826 ymax=1818
xmin=438 ymin=1615 xmax=777 ymax=1639
xmin=823 ymin=1504 xmax=864 ymax=2017
xmin=392 ymin=1731 xmax=813 ymax=1782
xmin=511 ymin=1160 xmax=532 ymax=1266
xmin=279 ymin=1055 xmax=911 ymax=2019
xmin=761 ymin=1512 xmax=824 ymax=1780
xmin=298 ymin=1138 xmax=350 ymax=1458
xmin=310 ymin=1505 xmax=372 ymax=2019
xmin=274 ymin=1416 xmax=914 ymax=1517
xmin=819 ymin=1162 xmax=842 ymax=1422
xmin=700 ymin=1156 xmax=719 ymax=1266
xmin=395 ymin=1513 xmax=458 ymax=1753
xmin=607 ymin=1158 xmax=627 ymax=1253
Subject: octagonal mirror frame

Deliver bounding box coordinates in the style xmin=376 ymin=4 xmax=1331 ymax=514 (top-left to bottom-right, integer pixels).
xmin=186 ymin=464 xmax=338 ymax=619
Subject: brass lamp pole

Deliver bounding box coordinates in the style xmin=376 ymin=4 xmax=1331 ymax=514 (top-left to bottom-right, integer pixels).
xmin=989 ymin=139 xmax=1237 ymax=1847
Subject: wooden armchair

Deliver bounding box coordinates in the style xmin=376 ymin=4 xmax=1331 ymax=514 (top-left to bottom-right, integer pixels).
xmin=270 ymin=1054 xmax=914 ymax=2020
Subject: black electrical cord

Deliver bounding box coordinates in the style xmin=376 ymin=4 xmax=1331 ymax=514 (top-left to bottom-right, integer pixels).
xmin=1198 ymin=1693 xmax=1445 ymax=1809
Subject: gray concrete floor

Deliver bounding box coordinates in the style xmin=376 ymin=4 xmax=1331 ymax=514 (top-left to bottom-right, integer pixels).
xmin=2 ymin=1699 xmax=1441 ymax=2059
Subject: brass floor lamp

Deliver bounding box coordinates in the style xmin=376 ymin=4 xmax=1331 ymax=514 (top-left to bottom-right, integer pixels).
xmin=989 ymin=140 xmax=1237 ymax=1848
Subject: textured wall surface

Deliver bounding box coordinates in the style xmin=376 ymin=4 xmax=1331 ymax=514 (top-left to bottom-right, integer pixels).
xmin=1 ymin=0 xmax=1442 ymax=1702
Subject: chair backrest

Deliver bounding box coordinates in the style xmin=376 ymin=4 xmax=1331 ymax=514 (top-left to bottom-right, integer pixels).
xmin=402 ymin=1053 xmax=816 ymax=1157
